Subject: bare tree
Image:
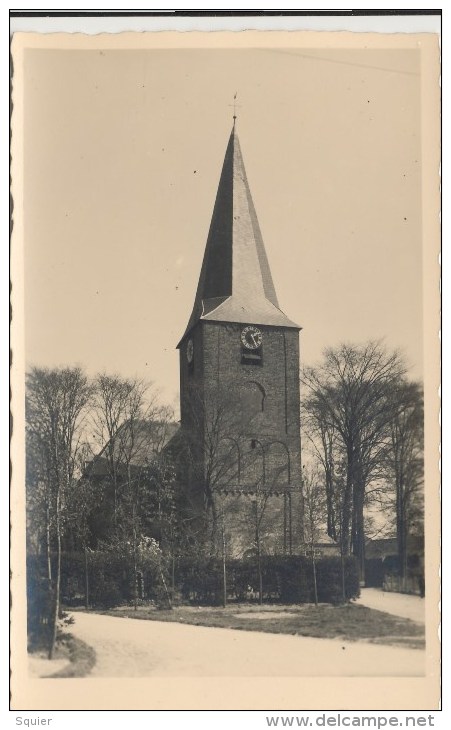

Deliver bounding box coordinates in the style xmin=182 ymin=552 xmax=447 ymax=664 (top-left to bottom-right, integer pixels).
xmin=180 ymin=384 xmax=248 ymax=552
xmin=91 ymin=375 xmax=156 ymax=521
xmin=26 ymin=429 xmax=54 ymax=584
xmin=65 ymin=442 xmax=100 ymax=610
xmin=302 ymin=406 xmax=340 ymax=542
xmin=90 ymin=375 xmax=171 ymax=609
xmin=251 ymin=481 xmax=273 ymax=605
xmin=140 ymin=451 xmax=180 ymax=600
xmin=384 ymin=380 xmax=424 ymax=589
xmin=302 ymin=341 xmax=406 ymax=580
xmin=26 ymin=366 xmax=92 ymax=658
xmin=302 ymin=466 xmax=328 ymax=606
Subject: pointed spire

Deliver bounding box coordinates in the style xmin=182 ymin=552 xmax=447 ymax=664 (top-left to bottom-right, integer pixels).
xmin=179 ymin=126 xmax=299 ymax=345
xmin=231 ymin=91 xmax=239 ymax=128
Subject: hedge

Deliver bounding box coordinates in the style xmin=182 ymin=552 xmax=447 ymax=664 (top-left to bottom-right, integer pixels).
xmin=59 ymin=550 xmax=168 ymax=608
xmin=27 ymin=551 xmax=360 ymax=615
xmin=175 ymin=555 xmax=359 ymax=605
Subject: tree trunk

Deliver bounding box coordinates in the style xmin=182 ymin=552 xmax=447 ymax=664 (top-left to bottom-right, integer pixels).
xmin=48 ymin=498 xmax=61 ymax=660
xmin=341 ymin=447 xmax=354 ymax=555
xmin=46 ymin=503 xmax=52 ymax=584
xmin=171 ymin=552 xmax=176 ymax=601
xmin=312 ymin=551 xmax=318 ymax=607
xmin=400 ymin=519 xmax=408 ymax=592
xmin=158 ymin=563 xmax=172 ymax=610
xmin=357 ymin=522 xmax=366 ymax=585
xmin=253 ymin=501 xmax=263 ymax=605
xmin=84 ymin=545 xmax=89 ymax=610
xmin=321 ymin=432 xmax=336 ymax=541
xmin=352 ymin=482 xmax=366 ymax=584
xmin=222 ymin=514 xmax=227 ymax=608
xmin=341 ymin=486 xmax=352 ymax=555
xmin=397 ymin=475 xmax=407 ymax=590
xmin=288 ymin=491 xmax=293 ymax=554
xmin=257 ymin=545 xmax=263 ymax=606
xmin=325 ymin=466 xmax=336 ymax=541
xmin=283 ymin=492 xmax=288 ymax=554
xmin=256 ymin=526 xmax=263 ymax=606
xmin=132 ymin=519 xmax=138 ymax=611
xmin=340 ymin=543 xmax=346 ymax=603
xmin=207 ymin=493 xmax=219 ymax=556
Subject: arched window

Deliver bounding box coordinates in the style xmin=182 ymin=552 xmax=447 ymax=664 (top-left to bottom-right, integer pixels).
xmin=241 ymin=438 xmax=265 ymax=488
xmin=249 ymin=381 xmax=266 ymax=412
xmin=240 ymin=381 xmax=266 ymax=425
xmin=215 ymin=437 xmax=241 ymax=487
xmin=266 ymin=441 xmax=290 ymax=489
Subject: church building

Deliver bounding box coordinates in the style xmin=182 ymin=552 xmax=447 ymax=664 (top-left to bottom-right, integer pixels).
xmin=176 ymin=122 xmax=303 ymax=557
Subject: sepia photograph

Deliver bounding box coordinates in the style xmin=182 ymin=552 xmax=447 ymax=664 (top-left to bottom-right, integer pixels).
xmin=10 ymin=21 xmax=440 ymax=712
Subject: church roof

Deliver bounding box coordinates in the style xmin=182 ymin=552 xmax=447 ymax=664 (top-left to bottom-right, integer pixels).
xmin=86 ymin=419 xmax=179 ymax=476
xmin=179 ymin=125 xmax=299 ymax=346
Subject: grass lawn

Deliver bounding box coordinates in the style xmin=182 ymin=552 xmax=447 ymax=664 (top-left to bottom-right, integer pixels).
xmin=28 ymin=634 xmax=96 ymax=678
xmin=100 ymin=602 xmax=424 ymax=650
xmin=51 ymin=634 xmax=96 ymax=677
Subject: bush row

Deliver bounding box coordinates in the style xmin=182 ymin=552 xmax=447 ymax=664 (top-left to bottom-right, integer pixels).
xmin=60 ymin=550 xmax=168 ymax=607
xmin=27 ymin=551 xmax=360 ymax=618
xmin=176 ymin=555 xmax=360 ymax=605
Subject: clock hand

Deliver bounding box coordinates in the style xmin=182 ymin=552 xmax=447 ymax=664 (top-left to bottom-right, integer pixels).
xmin=250 ymin=333 xmax=258 ymax=347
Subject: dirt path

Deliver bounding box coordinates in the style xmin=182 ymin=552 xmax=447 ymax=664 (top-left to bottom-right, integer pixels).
xmin=68 ymin=611 xmax=425 ymax=677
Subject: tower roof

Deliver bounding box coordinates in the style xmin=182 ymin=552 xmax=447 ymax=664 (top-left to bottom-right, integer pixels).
xmin=179 ymin=126 xmax=299 ymax=346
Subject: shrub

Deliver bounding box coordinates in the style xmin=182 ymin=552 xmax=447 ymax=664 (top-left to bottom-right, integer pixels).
xmin=274 ymin=556 xmax=314 ymax=603
xmin=34 ymin=550 xmax=360 ymax=610
xmin=174 ymin=554 xmax=360 ymax=605
xmin=227 ymin=559 xmax=256 ymax=601
xmin=176 ymin=557 xmax=224 ymax=604
xmin=57 ymin=548 xmax=172 ymax=608
xmin=315 ymin=556 xmax=360 ymax=604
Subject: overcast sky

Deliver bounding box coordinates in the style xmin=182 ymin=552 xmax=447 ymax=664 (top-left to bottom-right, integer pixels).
xmin=20 ymin=34 xmax=425 ymax=408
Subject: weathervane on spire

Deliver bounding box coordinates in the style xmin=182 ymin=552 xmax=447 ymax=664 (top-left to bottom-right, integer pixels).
xmin=229 ymin=92 xmax=241 ymax=127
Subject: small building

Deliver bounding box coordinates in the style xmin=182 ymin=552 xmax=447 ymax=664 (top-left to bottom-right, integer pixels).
xmin=84 ymin=419 xmax=179 ymax=546
xmin=365 ymin=536 xmax=424 ymax=594
xmin=301 ymin=532 xmax=341 ymax=558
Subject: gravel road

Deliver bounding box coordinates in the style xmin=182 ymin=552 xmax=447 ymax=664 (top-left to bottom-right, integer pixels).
xmin=68 ymin=611 xmax=425 ymax=678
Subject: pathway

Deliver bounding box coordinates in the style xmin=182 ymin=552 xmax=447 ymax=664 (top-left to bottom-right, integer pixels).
xmin=356 ymin=588 xmax=425 ymax=624
xmin=67 ymin=610 xmax=425 ymax=678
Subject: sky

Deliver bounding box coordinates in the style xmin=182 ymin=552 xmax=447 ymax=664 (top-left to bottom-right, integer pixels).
xmin=19 ymin=34 xmax=427 ymax=408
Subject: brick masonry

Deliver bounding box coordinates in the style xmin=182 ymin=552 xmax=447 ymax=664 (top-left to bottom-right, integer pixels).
xmin=178 ymin=320 xmax=303 ymax=556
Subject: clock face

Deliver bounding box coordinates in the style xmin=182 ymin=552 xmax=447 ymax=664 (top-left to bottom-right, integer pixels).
xmin=241 ymin=325 xmax=263 ymax=350
xmin=186 ymin=338 xmax=194 ymax=363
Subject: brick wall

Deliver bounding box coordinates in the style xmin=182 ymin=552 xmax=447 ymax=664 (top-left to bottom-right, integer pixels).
xmin=178 ymin=319 xmax=303 ymax=554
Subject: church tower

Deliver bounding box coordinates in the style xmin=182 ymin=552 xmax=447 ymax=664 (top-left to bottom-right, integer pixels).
xmin=177 ymin=123 xmax=303 ymax=556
